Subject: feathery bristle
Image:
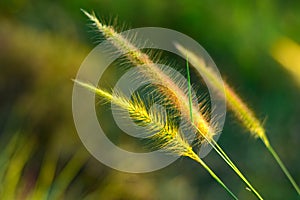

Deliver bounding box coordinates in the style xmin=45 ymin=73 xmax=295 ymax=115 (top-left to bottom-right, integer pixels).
xmin=74 ymin=79 xmax=199 ymax=160
xmin=176 ymin=44 xmax=300 ymax=195
xmin=82 ymin=11 xmax=216 ymax=145
xmin=175 ymin=44 xmax=269 ymax=145
xmin=74 ymin=78 xmax=239 ymax=198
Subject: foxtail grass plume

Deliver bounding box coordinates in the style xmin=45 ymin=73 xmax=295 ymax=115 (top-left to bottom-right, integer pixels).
xmin=74 ymin=79 xmax=238 ymax=199
xmin=176 ymin=44 xmax=268 ymax=144
xmin=73 ymin=80 xmax=197 ymax=159
xmin=176 ymin=44 xmax=300 ymax=195
xmin=81 ymin=10 xmax=264 ymax=199
xmin=81 ymin=9 xmax=214 ymax=143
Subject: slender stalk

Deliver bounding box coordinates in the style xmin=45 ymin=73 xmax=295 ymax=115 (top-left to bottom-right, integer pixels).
xmin=186 ymin=59 xmax=263 ymax=199
xmin=192 ymin=156 xmax=238 ymax=200
xmin=212 ymin=139 xmax=263 ymax=199
xmin=80 ymin=12 xmax=254 ymax=198
xmin=82 ymin=9 xmax=213 ymax=142
xmin=186 ymin=61 xmax=237 ymax=199
xmin=75 ymin=80 xmax=238 ymax=199
xmin=191 ymin=121 xmax=263 ymax=199
xmin=186 ymin=54 xmax=193 ymax=122
xmin=178 ymin=44 xmax=300 ymax=194
xmin=264 ymin=142 xmax=300 ymax=195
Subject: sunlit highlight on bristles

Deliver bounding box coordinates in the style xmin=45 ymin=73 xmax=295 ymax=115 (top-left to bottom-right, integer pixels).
xmin=74 ymin=79 xmax=238 ymax=199
xmin=176 ymin=45 xmax=300 ymax=195
xmin=81 ymin=10 xmax=215 ymax=143
xmin=73 ymin=79 xmax=198 ymax=160
xmin=175 ymin=44 xmax=269 ymax=145
xmin=78 ymin=11 xmax=299 ymax=197
xmin=225 ymin=86 xmax=267 ymax=142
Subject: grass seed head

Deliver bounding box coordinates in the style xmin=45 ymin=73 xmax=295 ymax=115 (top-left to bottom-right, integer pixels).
xmin=74 ymin=80 xmax=201 ymax=161
xmin=176 ymin=44 xmax=269 ymax=145
xmin=82 ymin=10 xmax=217 ymax=146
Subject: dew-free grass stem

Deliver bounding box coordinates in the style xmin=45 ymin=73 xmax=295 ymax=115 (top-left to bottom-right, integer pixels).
xmin=212 ymin=139 xmax=264 ymax=199
xmin=185 ymin=58 xmax=263 ymax=199
xmin=193 ymin=156 xmax=238 ymax=200
xmin=191 ymin=121 xmax=264 ymax=199
xmin=264 ymin=141 xmax=300 ymax=195
xmin=179 ymin=44 xmax=299 ymax=196
xmin=75 ymin=79 xmax=238 ymax=199
xmin=176 ymin=45 xmax=300 ymax=196
xmin=186 ymin=55 xmax=193 ymax=122
xmin=187 ymin=58 xmax=237 ymax=199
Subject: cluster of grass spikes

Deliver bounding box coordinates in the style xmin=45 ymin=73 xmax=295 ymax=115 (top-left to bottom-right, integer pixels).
xmin=75 ymin=10 xmax=300 ymax=199
xmin=176 ymin=44 xmax=300 ymax=196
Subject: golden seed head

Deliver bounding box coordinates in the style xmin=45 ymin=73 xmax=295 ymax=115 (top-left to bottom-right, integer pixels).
xmin=176 ymin=44 xmax=268 ymax=143
xmin=74 ymin=80 xmax=200 ymax=161
xmin=82 ymin=11 xmax=216 ymax=144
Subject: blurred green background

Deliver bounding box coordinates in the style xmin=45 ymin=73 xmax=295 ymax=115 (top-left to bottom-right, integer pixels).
xmin=1 ymin=0 xmax=300 ymax=199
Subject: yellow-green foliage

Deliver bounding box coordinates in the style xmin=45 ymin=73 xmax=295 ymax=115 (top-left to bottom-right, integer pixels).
xmin=0 ymin=133 xmax=35 ymax=200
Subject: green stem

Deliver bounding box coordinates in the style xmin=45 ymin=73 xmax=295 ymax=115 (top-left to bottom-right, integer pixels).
xmin=193 ymin=156 xmax=238 ymax=200
xmin=186 ymin=54 xmax=193 ymax=122
xmin=193 ymin=125 xmax=264 ymax=200
xmin=185 ymin=56 xmax=263 ymax=199
xmin=264 ymin=141 xmax=300 ymax=195
xmin=213 ymin=141 xmax=264 ymax=200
